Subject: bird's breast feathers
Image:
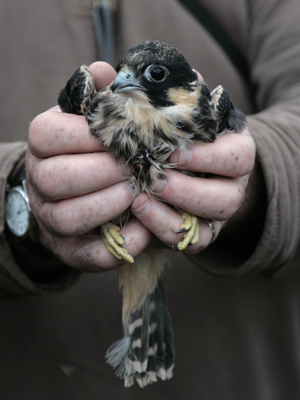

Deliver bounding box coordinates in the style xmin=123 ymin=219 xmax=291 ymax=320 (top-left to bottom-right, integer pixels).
xmin=88 ymin=80 xmax=215 ymax=166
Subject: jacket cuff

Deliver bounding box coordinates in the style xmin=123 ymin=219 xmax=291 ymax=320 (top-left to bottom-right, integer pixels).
xmin=0 ymin=142 xmax=80 ymax=297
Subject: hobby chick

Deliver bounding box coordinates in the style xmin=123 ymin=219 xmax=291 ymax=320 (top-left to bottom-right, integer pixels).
xmin=58 ymin=40 xmax=246 ymax=388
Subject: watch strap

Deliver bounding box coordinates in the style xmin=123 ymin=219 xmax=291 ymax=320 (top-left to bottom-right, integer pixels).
xmin=6 ymin=228 xmax=59 ymax=262
xmin=9 ymin=161 xmax=26 ymax=187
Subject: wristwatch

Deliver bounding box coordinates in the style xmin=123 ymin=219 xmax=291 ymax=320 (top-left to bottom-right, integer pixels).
xmin=5 ymin=162 xmax=37 ymax=240
xmin=5 ymin=161 xmax=61 ymax=273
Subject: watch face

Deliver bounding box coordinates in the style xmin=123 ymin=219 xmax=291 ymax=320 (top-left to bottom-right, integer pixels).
xmin=5 ymin=189 xmax=30 ymax=237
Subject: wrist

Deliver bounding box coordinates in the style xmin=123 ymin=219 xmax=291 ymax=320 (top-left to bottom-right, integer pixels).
xmin=216 ymin=160 xmax=267 ymax=262
xmin=5 ymin=161 xmax=64 ymax=282
xmin=5 ymin=227 xmax=66 ymax=283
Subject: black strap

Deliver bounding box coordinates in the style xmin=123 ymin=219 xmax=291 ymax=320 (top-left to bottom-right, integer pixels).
xmin=9 ymin=161 xmax=26 ymax=187
xmin=177 ymin=0 xmax=249 ymax=82
xmin=92 ymin=0 xmax=115 ymax=65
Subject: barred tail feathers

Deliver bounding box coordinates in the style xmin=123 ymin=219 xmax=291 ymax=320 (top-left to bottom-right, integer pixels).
xmin=228 ymin=105 xmax=247 ymax=133
xmin=105 ymin=249 xmax=175 ymax=388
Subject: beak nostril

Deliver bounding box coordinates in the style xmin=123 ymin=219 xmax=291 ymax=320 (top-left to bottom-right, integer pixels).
xmin=110 ymin=72 xmax=145 ymax=94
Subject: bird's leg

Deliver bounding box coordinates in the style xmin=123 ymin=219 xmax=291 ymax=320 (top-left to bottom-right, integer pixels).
xmin=100 ymin=223 xmax=134 ymax=263
xmin=175 ymin=212 xmax=200 ymax=251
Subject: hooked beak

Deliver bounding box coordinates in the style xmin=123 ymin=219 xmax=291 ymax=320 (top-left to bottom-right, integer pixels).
xmin=111 ymin=69 xmax=145 ymax=93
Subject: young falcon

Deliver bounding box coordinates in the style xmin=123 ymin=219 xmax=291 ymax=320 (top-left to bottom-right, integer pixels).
xmin=58 ymin=40 xmax=246 ymax=388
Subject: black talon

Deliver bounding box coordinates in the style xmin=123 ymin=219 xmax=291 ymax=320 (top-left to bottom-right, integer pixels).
xmin=174 ymin=228 xmax=187 ymax=234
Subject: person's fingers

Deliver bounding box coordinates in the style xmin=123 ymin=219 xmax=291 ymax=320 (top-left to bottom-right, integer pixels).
xmin=28 ymin=62 xmax=117 ymax=158
xmin=39 ymin=217 xmax=153 ymax=272
xmin=131 ymin=193 xmax=223 ymax=254
xmin=28 ymin=110 xmax=104 ymax=158
xmin=151 ymin=169 xmax=247 ymax=221
xmin=132 ymin=193 xmax=183 ymax=246
xmin=26 ymin=151 xmax=131 ymax=200
xmin=169 ymin=127 xmax=255 ymax=178
xmin=31 ymin=181 xmax=135 ymax=237
xmin=193 ymin=69 xmax=204 ymax=82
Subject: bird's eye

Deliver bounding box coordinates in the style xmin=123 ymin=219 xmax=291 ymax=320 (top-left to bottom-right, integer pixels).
xmin=144 ymin=65 xmax=169 ymax=83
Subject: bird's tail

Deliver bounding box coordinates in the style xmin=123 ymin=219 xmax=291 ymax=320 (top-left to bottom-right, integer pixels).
xmin=228 ymin=104 xmax=247 ymax=133
xmin=105 ymin=249 xmax=175 ymax=388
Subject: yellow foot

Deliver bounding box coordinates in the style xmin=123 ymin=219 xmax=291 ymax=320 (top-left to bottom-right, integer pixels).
xmin=176 ymin=212 xmax=199 ymax=251
xmin=100 ymin=223 xmax=134 ymax=263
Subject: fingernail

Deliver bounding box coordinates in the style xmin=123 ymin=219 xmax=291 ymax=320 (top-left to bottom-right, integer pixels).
xmin=119 ymin=162 xmax=132 ymax=176
xmin=170 ymin=149 xmax=191 ymax=166
xmin=192 ymin=69 xmax=204 ymax=82
xmin=152 ymin=178 xmax=167 ymax=193
xmin=132 ymin=195 xmax=151 ymax=216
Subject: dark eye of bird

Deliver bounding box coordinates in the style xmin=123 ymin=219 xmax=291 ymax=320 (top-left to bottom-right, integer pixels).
xmin=144 ymin=65 xmax=169 ymax=83
xmin=151 ymin=67 xmax=165 ymax=81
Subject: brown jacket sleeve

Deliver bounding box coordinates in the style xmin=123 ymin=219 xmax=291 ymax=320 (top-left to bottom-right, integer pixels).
xmin=189 ymin=0 xmax=300 ymax=276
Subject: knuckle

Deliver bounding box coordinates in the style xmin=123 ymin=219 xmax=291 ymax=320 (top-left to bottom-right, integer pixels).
xmin=25 ymin=151 xmax=36 ymax=185
xmin=81 ymin=254 xmax=121 ymax=272
xmin=53 ymin=204 xmax=77 ymax=236
xmin=25 ymin=156 xmax=44 ymax=210
xmin=218 ymin=183 xmax=242 ymax=220
xmin=92 ymin=153 xmax=119 ymax=186
xmin=207 ymin=146 xmax=218 ymax=171
xmin=28 ymin=113 xmax=48 ymax=156
xmin=233 ymin=180 xmax=246 ymax=212
xmin=239 ymin=134 xmax=256 ymax=176
xmin=179 ymin=183 xmax=193 ymax=210
xmin=27 ymin=184 xmax=42 ymax=218
xmin=33 ymin=163 xmax=59 ymax=200
xmin=41 ymin=202 xmax=76 ymax=237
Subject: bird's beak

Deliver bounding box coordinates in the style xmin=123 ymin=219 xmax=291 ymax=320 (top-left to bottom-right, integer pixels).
xmin=111 ymin=69 xmax=145 ymax=93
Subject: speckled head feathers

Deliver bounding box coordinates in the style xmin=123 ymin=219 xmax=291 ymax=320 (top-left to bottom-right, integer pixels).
xmin=116 ymin=40 xmax=197 ymax=82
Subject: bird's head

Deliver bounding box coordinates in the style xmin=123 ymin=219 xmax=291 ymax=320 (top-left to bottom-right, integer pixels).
xmin=111 ymin=40 xmax=198 ymax=107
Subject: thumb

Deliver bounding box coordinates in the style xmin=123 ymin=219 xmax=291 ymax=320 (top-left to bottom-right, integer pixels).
xmin=89 ymin=61 xmax=117 ymax=91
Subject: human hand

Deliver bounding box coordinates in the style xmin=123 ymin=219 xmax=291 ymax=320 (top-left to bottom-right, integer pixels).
xmin=26 ymin=62 xmax=152 ymax=272
xmin=131 ymin=126 xmax=256 ymax=254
